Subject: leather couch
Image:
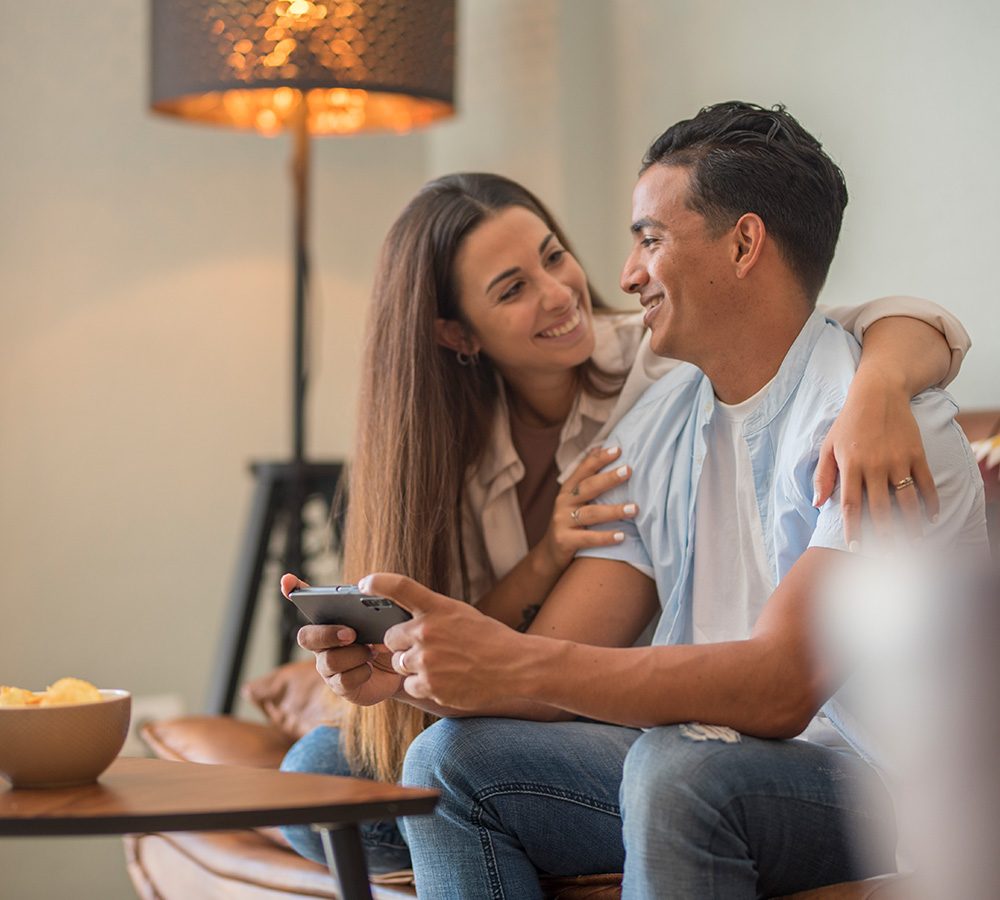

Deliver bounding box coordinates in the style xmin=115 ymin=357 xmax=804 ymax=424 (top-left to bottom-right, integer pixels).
xmin=124 ymin=410 xmax=1000 ymax=900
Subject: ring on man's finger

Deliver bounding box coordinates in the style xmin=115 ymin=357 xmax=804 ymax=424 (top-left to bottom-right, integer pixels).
xmin=893 ymin=475 xmax=916 ymax=491
xmin=571 ymin=508 xmax=581 ymax=526
xmin=398 ymin=650 xmax=411 ymax=675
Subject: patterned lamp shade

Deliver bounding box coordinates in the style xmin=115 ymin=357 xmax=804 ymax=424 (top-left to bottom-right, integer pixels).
xmin=150 ymin=0 xmax=457 ymax=135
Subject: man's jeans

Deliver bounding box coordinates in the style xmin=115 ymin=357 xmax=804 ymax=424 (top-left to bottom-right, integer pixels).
xmin=400 ymin=717 xmax=897 ymax=900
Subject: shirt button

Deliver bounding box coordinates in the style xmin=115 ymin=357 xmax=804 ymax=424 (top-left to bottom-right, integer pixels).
xmin=704 ymin=401 xmax=713 ymax=414
xmin=695 ymin=454 xmax=703 ymax=466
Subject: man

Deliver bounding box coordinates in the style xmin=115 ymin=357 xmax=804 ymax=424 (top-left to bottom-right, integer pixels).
xmin=300 ymin=103 xmax=988 ymax=898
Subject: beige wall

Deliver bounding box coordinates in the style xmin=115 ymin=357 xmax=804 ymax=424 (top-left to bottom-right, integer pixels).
xmin=1 ymin=1 xmax=997 ymax=897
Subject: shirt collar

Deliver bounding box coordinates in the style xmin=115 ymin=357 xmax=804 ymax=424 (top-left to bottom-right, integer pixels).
xmin=745 ymin=308 xmax=828 ymax=433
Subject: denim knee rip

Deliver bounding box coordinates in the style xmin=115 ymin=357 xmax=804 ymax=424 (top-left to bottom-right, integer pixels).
xmin=678 ymin=723 xmax=742 ymax=743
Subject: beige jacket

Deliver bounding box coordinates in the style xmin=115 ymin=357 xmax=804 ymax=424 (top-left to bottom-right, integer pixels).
xmin=461 ymin=297 xmax=970 ymax=602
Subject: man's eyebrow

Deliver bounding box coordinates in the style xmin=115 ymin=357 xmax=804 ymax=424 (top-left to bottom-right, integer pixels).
xmin=631 ymin=217 xmax=664 ymax=234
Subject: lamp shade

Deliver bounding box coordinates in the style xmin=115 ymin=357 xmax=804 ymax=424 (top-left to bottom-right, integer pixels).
xmin=150 ymin=0 xmax=456 ymax=135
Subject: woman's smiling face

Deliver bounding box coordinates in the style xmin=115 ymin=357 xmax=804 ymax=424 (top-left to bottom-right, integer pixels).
xmin=449 ymin=205 xmax=595 ymax=382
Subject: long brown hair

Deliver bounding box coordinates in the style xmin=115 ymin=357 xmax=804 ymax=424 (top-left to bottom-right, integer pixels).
xmin=341 ymin=173 xmax=618 ymax=782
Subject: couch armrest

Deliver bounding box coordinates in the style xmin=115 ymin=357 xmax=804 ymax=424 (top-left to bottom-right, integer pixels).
xmin=142 ymin=715 xmax=294 ymax=769
xmin=241 ymin=659 xmax=346 ymax=741
xmin=957 ymin=408 xmax=1000 ymax=444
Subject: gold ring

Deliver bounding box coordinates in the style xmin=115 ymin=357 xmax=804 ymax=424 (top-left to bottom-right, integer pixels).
xmin=893 ymin=476 xmax=916 ymax=491
xmin=571 ymin=508 xmax=581 ymax=526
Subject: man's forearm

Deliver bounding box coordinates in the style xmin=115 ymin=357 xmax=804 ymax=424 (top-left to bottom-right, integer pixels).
xmin=507 ymin=634 xmax=817 ymax=736
xmin=389 ymin=623 xmax=819 ymax=736
xmin=511 ymin=548 xmax=838 ymax=734
xmin=373 ymin=550 xmax=837 ymax=736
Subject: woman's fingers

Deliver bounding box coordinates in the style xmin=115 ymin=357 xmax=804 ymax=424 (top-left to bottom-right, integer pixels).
xmin=890 ymin=457 xmax=938 ymax=542
xmin=551 ymin=450 xmax=634 ymax=558
xmin=562 ymin=446 xmax=622 ymax=496
xmin=563 ymin=463 xmax=632 ymax=508
xmin=570 ymin=502 xmax=637 ymax=529
xmin=911 ymin=456 xmax=940 ymax=525
xmin=280 ymin=572 xmax=309 ymax=598
xmin=812 ymin=437 xmax=838 ymax=509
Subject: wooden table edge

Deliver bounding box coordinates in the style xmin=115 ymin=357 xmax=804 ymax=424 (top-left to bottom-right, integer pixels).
xmin=0 ymin=756 xmax=438 ymax=838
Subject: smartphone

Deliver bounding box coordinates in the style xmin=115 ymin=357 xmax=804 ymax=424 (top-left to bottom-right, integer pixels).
xmin=287 ymin=585 xmax=412 ymax=645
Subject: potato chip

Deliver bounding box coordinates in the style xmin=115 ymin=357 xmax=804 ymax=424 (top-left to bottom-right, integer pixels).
xmin=0 ymin=686 xmax=43 ymax=707
xmin=0 ymin=678 xmax=102 ymax=707
xmin=41 ymin=677 xmax=103 ymax=706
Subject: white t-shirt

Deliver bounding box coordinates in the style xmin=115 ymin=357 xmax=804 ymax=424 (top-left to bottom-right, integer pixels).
xmin=691 ymin=384 xmax=774 ymax=644
xmin=691 ymin=381 xmax=848 ymax=748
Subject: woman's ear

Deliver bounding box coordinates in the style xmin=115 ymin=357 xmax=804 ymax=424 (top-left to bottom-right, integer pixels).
xmin=434 ymin=318 xmax=480 ymax=355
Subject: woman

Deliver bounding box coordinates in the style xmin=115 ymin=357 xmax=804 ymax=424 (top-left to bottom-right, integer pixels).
xmin=279 ymin=172 xmax=967 ymax=869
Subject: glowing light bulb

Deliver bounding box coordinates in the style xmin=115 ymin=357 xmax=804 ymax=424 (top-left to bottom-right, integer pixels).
xmin=256 ymin=108 xmax=280 ymax=134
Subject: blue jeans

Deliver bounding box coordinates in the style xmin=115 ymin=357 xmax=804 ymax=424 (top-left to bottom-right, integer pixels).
xmin=279 ymin=724 xmax=412 ymax=874
xmin=400 ymin=718 xmax=897 ymax=900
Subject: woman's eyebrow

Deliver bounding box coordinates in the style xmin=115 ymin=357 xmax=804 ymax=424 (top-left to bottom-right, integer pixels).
xmin=486 ymin=266 xmax=520 ymax=294
xmin=485 ymin=232 xmax=559 ymax=294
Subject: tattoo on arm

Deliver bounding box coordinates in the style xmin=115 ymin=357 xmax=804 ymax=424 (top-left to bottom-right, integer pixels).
xmin=570 ymin=485 xmax=580 ymax=497
xmin=516 ymin=603 xmax=541 ymax=632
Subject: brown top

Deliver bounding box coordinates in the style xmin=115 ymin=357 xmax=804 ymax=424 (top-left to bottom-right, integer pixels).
xmin=509 ymin=409 xmax=562 ymax=550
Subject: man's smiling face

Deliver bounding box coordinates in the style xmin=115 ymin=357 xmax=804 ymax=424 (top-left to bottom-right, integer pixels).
xmin=619 ymin=164 xmax=737 ymax=366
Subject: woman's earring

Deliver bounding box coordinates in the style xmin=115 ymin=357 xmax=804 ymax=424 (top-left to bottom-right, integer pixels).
xmin=456 ymin=350 xmax=479 ymax=366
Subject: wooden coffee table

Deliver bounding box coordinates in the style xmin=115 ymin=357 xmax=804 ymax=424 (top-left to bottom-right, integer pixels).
xmin=0 ymin=756 xmax=437 ymax=900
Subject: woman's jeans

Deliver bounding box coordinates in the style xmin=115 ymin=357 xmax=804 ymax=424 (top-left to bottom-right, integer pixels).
xmin=279 ymin=724 xmax=412 ymax=874
xmin=400 ymin=717 xmax=898 ymax=900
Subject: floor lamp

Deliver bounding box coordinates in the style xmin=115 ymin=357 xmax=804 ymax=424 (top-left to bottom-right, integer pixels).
xmin=149 ymin=0 xmax=457 ymax=713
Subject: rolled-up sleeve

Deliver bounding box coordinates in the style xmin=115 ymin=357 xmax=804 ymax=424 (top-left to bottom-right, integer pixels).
xmin=821 ymin=295 xmax=970 ymax=388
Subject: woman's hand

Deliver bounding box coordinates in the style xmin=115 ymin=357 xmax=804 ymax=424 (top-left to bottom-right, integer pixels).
xmin=538 ymin=446 xmax=637 ymax=572
xmin=280 ymin=573 xmax=404 ymax=706
xmin=473 ymin=446 xmax=637 ymax=630
xmin=813 ymin=374 xmax=939 ymax=551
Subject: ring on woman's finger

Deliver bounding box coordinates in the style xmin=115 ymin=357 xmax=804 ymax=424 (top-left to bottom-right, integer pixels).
xmin=571 ymin=508 xmax=582 ymax=526
xmin=893 ymin=475 xmax=916 ymax=491
xmin=398 ymin=650 xmax=412 ymax=675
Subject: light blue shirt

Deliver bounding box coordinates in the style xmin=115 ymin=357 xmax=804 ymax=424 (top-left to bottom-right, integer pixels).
xmin=579 ymin=309 xmax=988 ymax=766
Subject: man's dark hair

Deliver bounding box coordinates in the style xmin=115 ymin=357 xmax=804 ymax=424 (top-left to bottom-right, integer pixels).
xmin=642 ymin=101 xmax=849 ymax=300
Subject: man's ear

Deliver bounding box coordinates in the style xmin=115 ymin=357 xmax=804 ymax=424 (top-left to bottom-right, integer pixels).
xmin=434 ymin=318 xmax=480 ymax=355
xmin=732 ymin=213 xmax=765 ymax=278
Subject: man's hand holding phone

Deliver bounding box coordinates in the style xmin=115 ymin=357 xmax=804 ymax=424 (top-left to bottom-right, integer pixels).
xmin=281 ymin=573 xmax=407 ymax=706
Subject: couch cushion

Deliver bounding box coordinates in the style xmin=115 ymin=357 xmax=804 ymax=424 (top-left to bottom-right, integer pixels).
xmin=241 ymin=659 xmax=345 ymax=741
xmin=541 ymin=873 xmax=623 ymax=899
xmin=124 ymin=830 xmax=418 ymax=900
xmin=778 ymin=875 xmax=912 ymax=899
xmin=537 ymin=873 xmax=909 ymax=900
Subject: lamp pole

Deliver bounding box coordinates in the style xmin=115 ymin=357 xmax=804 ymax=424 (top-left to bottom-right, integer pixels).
xmin=282 ymin=100 xmax=311 ymax=665
xmin=292 ymin=99 xmax=310 ymax=467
